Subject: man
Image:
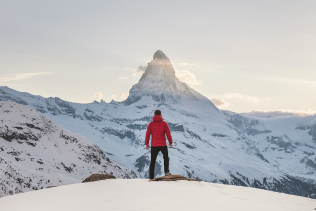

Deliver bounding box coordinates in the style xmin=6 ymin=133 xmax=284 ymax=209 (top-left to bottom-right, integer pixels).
xmin=145 ymin=109 xmax=173 ymax=179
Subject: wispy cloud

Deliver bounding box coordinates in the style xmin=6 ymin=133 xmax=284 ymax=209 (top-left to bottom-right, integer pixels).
xmin=177 ymin=62 xmax=197 ymax=66
xmin=120 ymin=92 xmax=129 ymax=100
xmin=272 ymin=78 xmax=316 ymax=87
xmin=223 ymin=93 xmax=259 ymax=103
xmin=210 ymin=98 xmax=230 ymax=108
xmin=125 ymin=65 xmax=146 ymax=78
xmin=111 ymin=92 xmax=129 ymax=101
xmin=94 ymin=92 xmax=103 ymax=100
xmin=133 ymin=65 xmax=146 ymax=77
xmin=0 ymin=72 xmax=52 ymax=82
xmin=175 ymin=69 xmax=203 ymax=86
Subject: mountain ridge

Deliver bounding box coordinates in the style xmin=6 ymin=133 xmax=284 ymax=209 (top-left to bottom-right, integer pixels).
xmin=0 ymin=101 xmax=136 ymax=197
xmin=0 ymin=50 xmax=316 ymax=198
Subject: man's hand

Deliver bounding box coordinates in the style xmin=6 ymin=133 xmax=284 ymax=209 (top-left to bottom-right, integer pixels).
xmin=145 ymin=145 xmax=149 ymax=150
xmin=170 ymin=144 xmax=173 ymax=148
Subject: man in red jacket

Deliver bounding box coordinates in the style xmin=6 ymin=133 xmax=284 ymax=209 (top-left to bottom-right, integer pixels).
xmin=145 ymin=110 xmax=173 ymax=179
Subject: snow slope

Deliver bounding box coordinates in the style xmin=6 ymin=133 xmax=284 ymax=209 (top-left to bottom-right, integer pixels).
xmin=0 ymin=50 xmax=316 ymax=198
xmin=0 ymin=179 xmax=315 ymax=211
xmin=0 ymin=101 xmax=136 ymax=197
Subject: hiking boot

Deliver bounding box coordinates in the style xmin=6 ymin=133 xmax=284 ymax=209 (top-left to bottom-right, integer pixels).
xmin=165 ymin=172 xmax=172 ymax=176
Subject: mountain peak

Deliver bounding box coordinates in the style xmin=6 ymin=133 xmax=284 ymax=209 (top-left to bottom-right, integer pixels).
xmin=123 ymin=50 xmax=217 ymax=110
xmin=153 ymin=50 xmax=169 ymax=61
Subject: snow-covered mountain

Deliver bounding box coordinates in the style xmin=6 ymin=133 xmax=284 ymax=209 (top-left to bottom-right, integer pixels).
xmin=125 ymin=50 xmax=217 ymax=112
xmin=0 ymin=101 xmax=136 ymax=197
xmin=1 ymin=179 xmax=315 ymax=211
xmin=0 ymin=50 xmax=315 ymax=198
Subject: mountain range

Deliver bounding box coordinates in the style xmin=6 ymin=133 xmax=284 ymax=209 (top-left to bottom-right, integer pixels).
xmin=0 ymin=50 xmax=315 ymax=198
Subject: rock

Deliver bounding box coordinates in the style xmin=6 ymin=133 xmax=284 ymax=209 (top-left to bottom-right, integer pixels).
xmin=46 ymin=186 xmax=56 ymax=189
xmin=82 ymin=174 xmax=116 ymax=183
xmin=153 ymin=50 xmax=169 ymax=61
xmin=150 ymin=175 xmax=200 ymax=182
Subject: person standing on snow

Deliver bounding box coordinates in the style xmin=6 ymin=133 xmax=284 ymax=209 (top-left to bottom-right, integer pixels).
xmin=145 ymin=109 xmax=173 ymax=179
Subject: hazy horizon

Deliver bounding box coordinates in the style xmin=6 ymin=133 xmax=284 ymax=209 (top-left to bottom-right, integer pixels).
xmin=1 ymin=0 xmax=316 ymax=114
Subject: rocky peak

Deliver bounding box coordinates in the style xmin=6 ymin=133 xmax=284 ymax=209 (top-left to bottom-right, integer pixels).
xmin=153 ymin=50 xmax=169 ymax=61
xmin=123 ymin=50 xmax=217 ymax=109
xmin=140 ymin=50 xmax=176 ymax=82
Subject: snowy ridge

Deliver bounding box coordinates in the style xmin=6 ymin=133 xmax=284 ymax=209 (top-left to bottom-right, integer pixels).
xmin=242 ymin=110 xmax=316 ymax=118
xmin=0 ymin=179 xmax=315 ymax=211
xmin=0 ymin=50 xmax=316 ymax=198
xmin=0 ymin=101 xmax=136 ymax=197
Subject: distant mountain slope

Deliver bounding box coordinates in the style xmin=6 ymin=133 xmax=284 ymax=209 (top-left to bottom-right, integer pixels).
xmin=0 ymin=101 xmax=136 ymax=197
xmin=0 ymin=180 xmax=315 ymax=211
xmin=0 ymin=50 xmax=316 ymax=198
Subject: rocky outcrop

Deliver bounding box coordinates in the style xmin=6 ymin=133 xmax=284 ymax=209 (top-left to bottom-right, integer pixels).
xmin=150 ymin=175 xmax=199 ymax=182
xmin=0 ymin=102 xmax=136 ymax=197
xmin=82 ymin=174 xmax=116 ymax=183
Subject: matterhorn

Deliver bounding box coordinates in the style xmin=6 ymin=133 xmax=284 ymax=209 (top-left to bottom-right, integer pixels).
xmin=0 ymin=50 xmax=316 ymax=199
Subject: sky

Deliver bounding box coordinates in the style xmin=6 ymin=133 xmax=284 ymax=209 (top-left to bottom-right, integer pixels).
xmin=1 ymin=0 xmax=316 ymax=113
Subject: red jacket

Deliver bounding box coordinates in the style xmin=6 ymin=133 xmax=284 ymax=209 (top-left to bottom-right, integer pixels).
xmin=145 ymin=115 xmax=173 ymax=146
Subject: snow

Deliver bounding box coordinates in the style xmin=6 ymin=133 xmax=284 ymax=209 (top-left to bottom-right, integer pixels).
xmin=0 ymin=179 xmax=315 ymax=211
xmin=0 ymin=101 xmax=136 ymax=197
xmin=1 ymin=50 xmax=316 ymax=198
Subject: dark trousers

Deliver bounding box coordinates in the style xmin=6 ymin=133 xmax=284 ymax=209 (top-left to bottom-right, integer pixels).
xmin=149 ymin=146 xmax=169 ymax=179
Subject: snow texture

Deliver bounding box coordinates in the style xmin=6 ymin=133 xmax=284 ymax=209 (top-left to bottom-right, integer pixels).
xmin=0 ymin=179 xmax=315 ymax=211
xmin=0 ymin=50 xmax=316 ymax=198
xmin=0 ymin=102 xmax=136 ymax=197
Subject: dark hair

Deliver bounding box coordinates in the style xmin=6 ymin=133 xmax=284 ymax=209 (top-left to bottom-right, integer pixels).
xmin=154 ymin=110 xmax=161 ymax=115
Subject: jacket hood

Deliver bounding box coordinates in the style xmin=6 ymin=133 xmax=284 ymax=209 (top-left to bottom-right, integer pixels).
xmin=153 ymin=115 xmax=163 ymax=122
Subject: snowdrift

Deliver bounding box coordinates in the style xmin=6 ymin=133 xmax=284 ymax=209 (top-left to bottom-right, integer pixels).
xmin=0 ymin=179 xmax=315 ymax=211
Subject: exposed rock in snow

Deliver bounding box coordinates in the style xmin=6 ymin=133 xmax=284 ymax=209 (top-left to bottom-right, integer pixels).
xmin=0 ymin=101 xmax=136 ymax=197
xmin=153 ymin=50 xmax=169 ymax=61
xmin=0 ymin=50 xmax=316 ymax=199
xmin=150 ymin=174 xmax=199 ymax=181
xmin=82 ymin=174 xmax=116 ymax=183
xmin=124 ymin=50 xmax=218 ymax=112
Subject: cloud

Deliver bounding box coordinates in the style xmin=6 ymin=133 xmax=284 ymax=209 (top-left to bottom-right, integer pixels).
xmin=0 ymin=72 xmax=52 ymax=82
xmin=120 ymin=92 xmax=129 ymax=100
xmin=94 ymin=92 xmax=103 ymax=100
xmin=119 ymin=77 xmax=128 ymax=80
xmin=223 ymin=93 xmax=259 ymax=103
xmin=272 ymin=78 xmax=316 ymax=87
xmin=177 ymin=62 xmax=197 ymax=66
xmin=111 ymin=92 xmax=129 ymax=101
xmin=210 ymin=98 xmax=230 ymax=108
xmin=131 ymin=65 xmax=146 ymax=77
xmin=175 ymin=69 xmax=203 ymax=86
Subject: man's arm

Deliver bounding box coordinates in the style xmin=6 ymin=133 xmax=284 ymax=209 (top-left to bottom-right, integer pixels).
xmin=164 ymin=122 xmax=173 ymax=146
xmin=145 ymin=123 xmax=151 ymax=149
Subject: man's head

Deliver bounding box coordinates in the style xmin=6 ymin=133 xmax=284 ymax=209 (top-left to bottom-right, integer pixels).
xmin=154 ymin=110 xmax=161 ymax=116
